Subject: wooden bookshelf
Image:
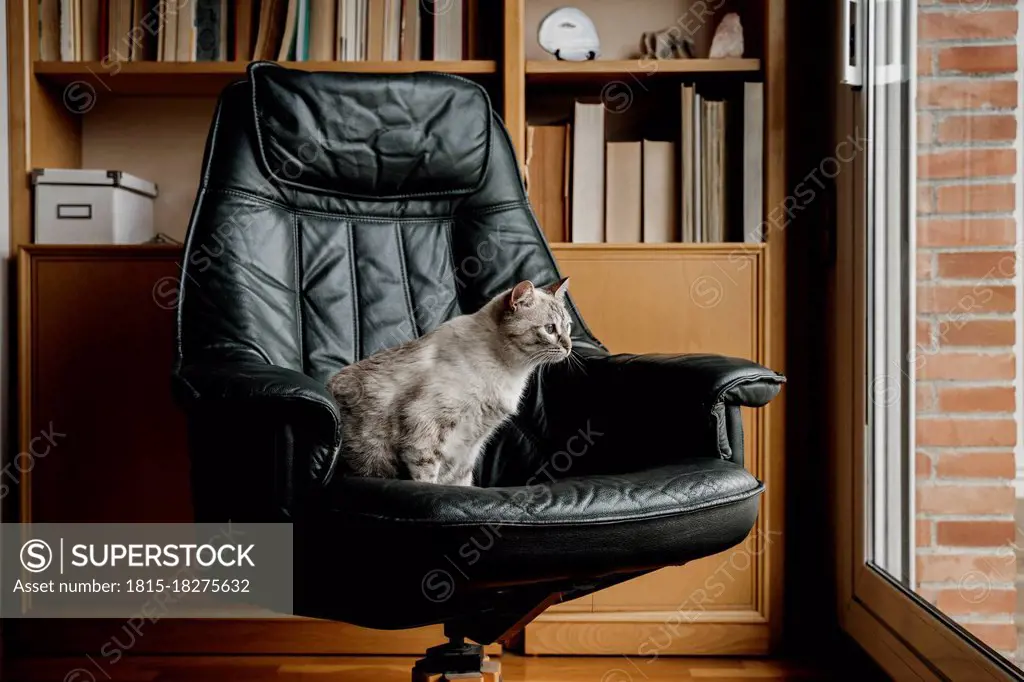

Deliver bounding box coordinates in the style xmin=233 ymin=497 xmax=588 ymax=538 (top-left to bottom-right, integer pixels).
xmin=34 ymin=60 xmax=499 ymax=96
xmin=5 ymin=0 xmax=787 ymax=661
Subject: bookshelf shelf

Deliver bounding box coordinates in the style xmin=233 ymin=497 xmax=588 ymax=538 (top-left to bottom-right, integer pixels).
xmin=548 ymin=242 xmax=765 ymax=251
xmin=525 ymin=58 xmax=761 ymax=82
xmin=33 ymin=60 xmax=499 ymax=96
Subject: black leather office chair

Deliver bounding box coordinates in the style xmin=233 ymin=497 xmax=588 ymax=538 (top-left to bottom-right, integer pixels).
xmin=172 ymin=61 xmax=785 ymax=681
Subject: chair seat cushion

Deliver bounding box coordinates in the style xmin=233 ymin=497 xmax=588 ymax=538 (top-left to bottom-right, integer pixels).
xmin=297 ymin=458 xmax=762 ymax=629
xmin=327 ymin=458 xmax=761 ymax=527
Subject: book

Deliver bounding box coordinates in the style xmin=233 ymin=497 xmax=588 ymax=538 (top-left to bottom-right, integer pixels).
xmin=429 ymin=0 xmax=462 ymax=59
xmin=743 ymin=82 xmax=765 ymax=242
xmin=307 ymin=0 xmax=337 ymax=59
xmin=175 ymin=0 xmax=194 ymax=61
xmin=399 ymin=0 xmax=420 ymax=59
xmin=605 ymin=142 xmax=642 ymax=243
xmin=81 ymin=0 xmax=100 ymax=61
xmin=569 ymin=101 xmax=605 ymax=243
xmin=253 ymin=0 xmax=287 ymax=60
xmin=641 ymin=140 xmax=677 ymax=243
xmin=693 ymin=90 xmax=703 ymax=242
xmin=680 ymin=84 xmax=695 ymax=242
xmin=525 ymin=124 xmax=570 ymax=244
xmin=41 ymin=0 xmax=60 ymax=61
xmin=233 ymin=1 xmax=256 ymax=60
xmin=702 ymin=100 xmax=727 ymax=243
xmin=367 ymin=0 xmax=385 ymax=60
xmin=195 ymin=0 xmax=223 ymax=61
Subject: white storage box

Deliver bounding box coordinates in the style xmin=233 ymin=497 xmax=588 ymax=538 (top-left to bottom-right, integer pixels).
xmin=32 ymin=169 xmax=158 ymax=245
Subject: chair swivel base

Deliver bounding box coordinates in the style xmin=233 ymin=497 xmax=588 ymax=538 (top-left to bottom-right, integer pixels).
xmin=411 ymin=640 xmax=501 ymax=681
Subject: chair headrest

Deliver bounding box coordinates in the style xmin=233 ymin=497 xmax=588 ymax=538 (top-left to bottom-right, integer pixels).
xmin=248 ymin=61 xmax=492 ymax=199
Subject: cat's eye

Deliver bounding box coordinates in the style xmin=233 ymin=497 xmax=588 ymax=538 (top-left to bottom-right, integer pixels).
xmin=544 ymin=323 xmax=557 ymax=334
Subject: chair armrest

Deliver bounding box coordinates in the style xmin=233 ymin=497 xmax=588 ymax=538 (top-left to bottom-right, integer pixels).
xmin=580 ymin=352 xmax=784 ymax=466
xmin=587 ymin=352 xmax=785 ymax=409
xmin=173 ymin=361 xmax=342 ymax=490
xmin=503 ymin=352 xmax=784 ymax=482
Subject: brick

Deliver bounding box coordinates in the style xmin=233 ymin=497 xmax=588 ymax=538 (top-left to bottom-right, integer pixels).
xmin=918 ymin=11 xmax=1018 ymax=41
xmin=917 ymin=519 xmax=933 ymax=546
xmin=935 ymin=183 xmax=1016 ymax=213
xmin=935 ymin=588 xmax=1016 ymax=615
xmin=917 ymin=252 xmax=935 ymax=279
xmin=937 ymin=521 xmax=1016 ymax=546
xmin=937 ymin=115 xmax=1017 ymax=143
xmin=916 ymin=352 xmax=1015 ymax=380
xmin=938 ymin=46 xmax=1018 ymax=74
xmin=918 ymin=79 xmax=1018 ymax=110
xmin=919 ymin=47 xmax=935 ymax=75
xmin=941 ymin=319 xmax=1015 ymax=346
xmin=936 ymin=251 xmax=1015 ymax=279
xmin=919 ymin=113 xmax=935 ymax=145
xmin=916 ymin=553 xmax=1016 ymax=583
xmin=916 ymin=284 xmax=1015 ymax=313
xmin=916 ymin=418 xmax=1016 ymax=446
xmin=918 ymin=150 xmax=1016 ymax=180
xmin=918 ymin=186 xmax=935 ymax=213
xmin=917 ymin=385 xmax=938 ymax=412
xmin=918 ymin=450 xmax=935 ymax=477
xmin=937 ymin=386 xmax=1015 ymax=413
xmin=917 ymin=217 xmax=1016 ymax=245
xmin=918 ymin=320 xmax=935 ymax=349
xmin=965 ymin=623 xmax=1017 ymax=653
xmin=917 ymin=484 xmax=1015 ymax=513
xmin=931 ymin=0 xmax=1017 ymax=5
xmin=934 ymin=451 xmax=1016 ymax=478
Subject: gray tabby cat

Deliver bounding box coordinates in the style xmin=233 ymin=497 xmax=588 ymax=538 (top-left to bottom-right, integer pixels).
xmin=327 ymin=278 xmax=573 ymax=486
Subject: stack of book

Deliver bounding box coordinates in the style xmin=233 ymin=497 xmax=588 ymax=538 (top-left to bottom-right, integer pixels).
xmin=39 ymin=0 xmax=468 ymax=62
xmin=525 ymin=83 xmax=764 ymax=245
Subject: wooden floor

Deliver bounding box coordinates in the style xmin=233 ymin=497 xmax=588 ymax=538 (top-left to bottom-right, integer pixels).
xmin=2 ymin=654 xmax=884 ymax=681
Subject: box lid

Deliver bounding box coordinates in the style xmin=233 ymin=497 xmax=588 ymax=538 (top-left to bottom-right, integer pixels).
xmin=31 ymin=168 xmax=158 ymax=198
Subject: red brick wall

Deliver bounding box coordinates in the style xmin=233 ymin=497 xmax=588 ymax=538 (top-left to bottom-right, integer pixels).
xmin=915 ymin=0 xmax=1020 ymax=659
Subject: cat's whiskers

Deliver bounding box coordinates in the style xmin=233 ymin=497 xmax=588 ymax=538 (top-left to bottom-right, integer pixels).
xmin=567 ymin=350 xmax=587 ymax=375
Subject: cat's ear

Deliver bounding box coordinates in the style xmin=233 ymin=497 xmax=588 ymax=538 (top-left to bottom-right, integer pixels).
xmin=544 ymin=276 xmax=570 ymax=300
xmin=508 ymin=280 xmax=535 ymax=310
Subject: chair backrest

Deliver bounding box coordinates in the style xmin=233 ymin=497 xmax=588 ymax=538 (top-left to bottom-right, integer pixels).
xmin=175 ymin=61 xmax=602 ymax=383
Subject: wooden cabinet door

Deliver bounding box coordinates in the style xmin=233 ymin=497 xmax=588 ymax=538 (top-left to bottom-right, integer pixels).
xmin=526 ymin=245 xmax=774 ymax=656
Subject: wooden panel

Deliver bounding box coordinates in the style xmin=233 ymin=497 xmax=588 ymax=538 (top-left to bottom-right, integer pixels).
xmin=18 ymin=246 xmax=189 ymax=523
xmin=503 ymin=0 xmax=527 ymax=161
xmin=525 ymin=617 xmax=769 ymax=656
xmin=12 ymin=245 xmax=499 ymax=657
xmin=528 ymin=244 xmax=769 ymax=653
xmin=33 ymin=61 xmax=498 ymax=96
xmin=526 ymin=58 xmax=761 ymax=83
xmin=553 ymin=244 xmax=761 ymax=359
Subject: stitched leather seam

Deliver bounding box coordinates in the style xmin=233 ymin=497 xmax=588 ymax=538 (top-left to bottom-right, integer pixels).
xmin=714 ymin=373 xmax=786 ymax=407
xmin=394 ymin=224 xmax=419 ymax=337
xmin=464 ymin=200 xmax=530 ymax=217
xmin=206 ymin=187 xmax=457 ymax=223
xmin=348 ymin=222 xmax=361 ymax=360
xmin=443 ymin=222 xmax=460 ymax=314
xmin=335 ymin=482 xmax=764 ymax=527
xmin=292 ymin=213 xmax=305 ymax=374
